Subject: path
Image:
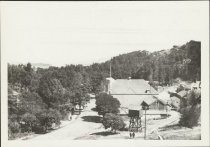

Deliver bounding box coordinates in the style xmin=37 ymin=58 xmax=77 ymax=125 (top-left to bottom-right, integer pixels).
xmin=29 ymin=99 xmax=103 ymax=140
xmin=26 ymin=99 xmax=180 ymax=140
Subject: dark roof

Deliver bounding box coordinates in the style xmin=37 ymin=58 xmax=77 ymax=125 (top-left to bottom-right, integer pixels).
xmin=110 ymin=79 xmax=158 ymax=95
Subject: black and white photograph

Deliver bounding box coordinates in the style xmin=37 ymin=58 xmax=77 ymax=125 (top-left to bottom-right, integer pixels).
xmin=1 ymin=1 xmax=209 ymax=146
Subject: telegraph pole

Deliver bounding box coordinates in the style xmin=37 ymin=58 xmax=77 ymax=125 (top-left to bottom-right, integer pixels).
xmin=143 ymin=89 xmax=151 ymax=140
xmin=144 ymin=107 xmax=147 ymax=140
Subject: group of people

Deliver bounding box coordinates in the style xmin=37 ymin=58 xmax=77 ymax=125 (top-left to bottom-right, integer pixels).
xmin=129 ymin=131 xmax=135 ymax=138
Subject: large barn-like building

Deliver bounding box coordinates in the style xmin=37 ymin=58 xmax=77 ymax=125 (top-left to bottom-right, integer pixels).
xmin=104 ymin=77 xmax=163 ymax=113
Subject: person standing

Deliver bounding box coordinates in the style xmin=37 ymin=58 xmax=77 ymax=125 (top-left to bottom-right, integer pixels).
xmin=133 ymin=132 xmax=135 ymax=138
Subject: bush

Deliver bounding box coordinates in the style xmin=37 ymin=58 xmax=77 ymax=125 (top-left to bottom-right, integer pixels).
xmin=8 ymin=119 xmax=20 ymax=134
xmin=59 ymin=104 xmax=74 ymax=120
xmin=32 ymin=121 xmax=48 ymax=134
xmin=179 ymin=90 xmax=201 ymax=128
xmin=102 ymin=113 xmax=126 ymax=133
xmin=179 ymin=105 xmax=201 ymax=128
xmin=33 ymin=109 xmax=62 ymax=133
xmin=47 ymin=109 xmax=62 ymax=126
xmin=20 ymin=113 xmax=37 ymax=133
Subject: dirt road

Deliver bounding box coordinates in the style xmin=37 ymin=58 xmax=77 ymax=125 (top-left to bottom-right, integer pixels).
xmin=27 ymin=98 xmax=180 ymax=140
xmin=75 ymin=109 xmax=180 ymax=140
xmin=30 ymin=99 xmax=103 ymax=140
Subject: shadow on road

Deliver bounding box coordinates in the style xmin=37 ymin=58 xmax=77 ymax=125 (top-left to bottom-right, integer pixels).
xmin=90 ymin=131 xmax=118 ymax=136
xmin=81 ymin=116 xmax=102 ymax=123
xmin=91 ymin=107 xmax=97 ymax=112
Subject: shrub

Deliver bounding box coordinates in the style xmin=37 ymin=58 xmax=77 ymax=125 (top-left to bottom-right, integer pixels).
xmin=9 ymin=114 xmax=19 ymax=122
xmin=20 ymin=113 xmax=37 ymax=133
xmin=179 ymin=90 xmax=201 ymax=128
xmin=34 ymin=109 xmax=62 ymax=133
xmin=47 ymin=109 xmax=62 ymax=126
xmin=59 ymin=103 xmax=74 ymax=119
xmin=179 ymin=105 xmax=201 ymax=128
xmin=8 ymin=119 xmax=20 ymax=134
xmin=102 ymin=113 xmax=126 ymax=133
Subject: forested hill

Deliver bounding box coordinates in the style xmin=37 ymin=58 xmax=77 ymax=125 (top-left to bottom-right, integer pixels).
xmin=91 ymin=40 xmax=200 ymax=82
xmin=8 ymin=40 xmax=200 ymax=95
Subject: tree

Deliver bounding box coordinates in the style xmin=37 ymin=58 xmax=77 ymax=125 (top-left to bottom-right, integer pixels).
xmin=34 ymin=109 xmax=62 ymax=133
xmin=17 ymin=90 xmax=46 ymax=115
xmin=20 ymin=113 xmax=37 ymax=133
xmin=179 ymin=105 xmax=200 ymax=128
xmin=8 ymin=64 xmax=23 ymax=85
xmin=95 ymin=93 xmax=120 ymax=117
xmin=24 ymin=63 xmax=32 ymax=72
xmin=179 ymin=90 xmax=201 ymax=128
xmin=38 ymin=72 xmax=65 ymax=108
xmin=102 ymin=113 xmax=126 ymax=133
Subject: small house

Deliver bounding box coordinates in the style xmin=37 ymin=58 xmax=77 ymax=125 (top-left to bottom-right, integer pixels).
xmin=191 ymin=81 xmax=201 ymax=90
xmin=141 ymin=96 xmax=167 ymax=110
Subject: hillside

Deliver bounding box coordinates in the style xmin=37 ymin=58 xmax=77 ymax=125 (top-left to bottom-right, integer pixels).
xmin=8 ymin=40 xmax=201 ymax=94
xmin=99 ymin=40 xmax=201 ymax=83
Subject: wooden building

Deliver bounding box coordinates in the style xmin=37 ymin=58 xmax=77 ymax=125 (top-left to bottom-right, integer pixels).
xmin=104 ymin=77 xmax=166 ymax=113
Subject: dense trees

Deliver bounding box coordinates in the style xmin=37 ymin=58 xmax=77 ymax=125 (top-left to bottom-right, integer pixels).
xmin=38 ymin=72 xmax=65 ymax=108
xmin=103 ymin=40 xmax=200 ymax=84
xmin=8 ymin=62 xmax=94 ymax=138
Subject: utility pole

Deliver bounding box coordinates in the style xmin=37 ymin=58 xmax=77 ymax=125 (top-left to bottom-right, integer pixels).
xmin=143 ymin=89 xmax=150 ymax=140
xmin=144 ymin=108 xmax=146 ymax=140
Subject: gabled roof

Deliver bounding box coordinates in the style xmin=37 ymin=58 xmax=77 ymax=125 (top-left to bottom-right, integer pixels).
xmin=142 ymin=96 xmax=157 ymax=105
xmin=110 ymin=79 xmax=158 ymax=95
xmin=153 ymin=96 xmax=168 ymax=105
xmin=128 ymin=104 xmax=142 ymax=110
xmin=177 ymin=90 xmax=188 ymax=98
xmin=112 ymin=94 xmax=153 ymax=108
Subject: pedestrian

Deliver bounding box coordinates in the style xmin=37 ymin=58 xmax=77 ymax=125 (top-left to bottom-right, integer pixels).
xmin=131 ymin=131 xmax=133 ymax=138
xmin=130 ymin=132 xmax=132 ymax=138
xmin=133 ymin=132 xmax=135 ymax=138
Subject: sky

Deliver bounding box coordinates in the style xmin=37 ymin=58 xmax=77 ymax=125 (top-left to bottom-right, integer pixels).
xmin=1 ymin=1 xmax=209 ymax=67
